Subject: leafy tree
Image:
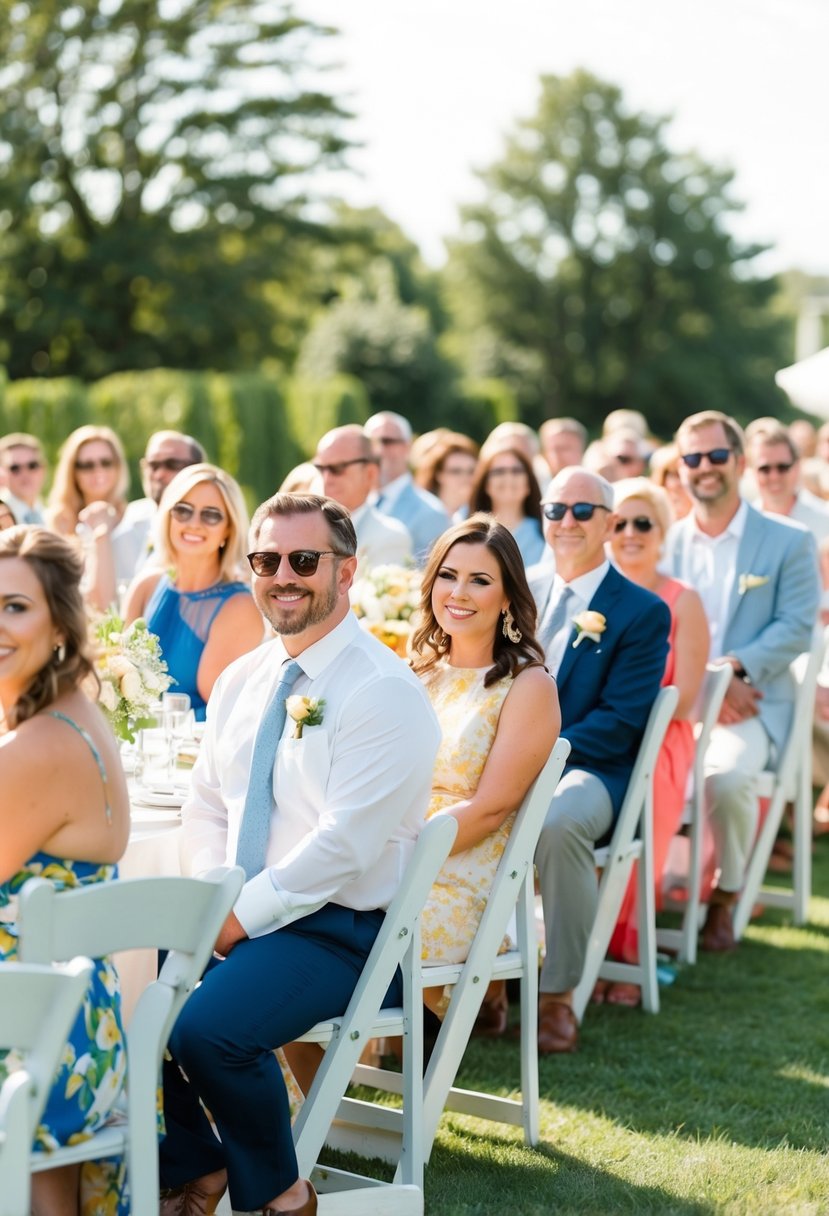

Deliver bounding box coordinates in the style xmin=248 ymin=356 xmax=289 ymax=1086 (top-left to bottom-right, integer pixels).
xmin=444 ymin=70 xmax=790 ymax=436
xmin=296 ymin=259 xmax=457 ymax=432
xmin=0 ymin=0 xmax=351 ymax=379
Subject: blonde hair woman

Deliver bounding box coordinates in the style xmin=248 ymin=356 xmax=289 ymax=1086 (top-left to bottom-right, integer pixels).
xmin=599 ymin=477 xmax=708 ymax=1006
xmin=47 ymin=424 xmax=132 ymax=611
xmin=124 ymin=464 xmax=263 ymax=720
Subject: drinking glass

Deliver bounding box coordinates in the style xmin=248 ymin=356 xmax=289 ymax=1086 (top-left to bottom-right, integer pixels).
xmin=162 ymin=693 xmax=191 ymax=780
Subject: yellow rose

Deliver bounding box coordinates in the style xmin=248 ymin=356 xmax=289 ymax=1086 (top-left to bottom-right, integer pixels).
xmin=119 ymin=667 xmax=143 ymax=702
xmin=286 ymin=695 xmax=311 ymax=722
xmin=576 ymin=610 xmax=606 ymax=634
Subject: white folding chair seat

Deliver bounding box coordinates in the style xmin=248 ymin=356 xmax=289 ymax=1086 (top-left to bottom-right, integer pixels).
xmin=295 ymin=738 xmax=571 ymax=1195
xmin=17 ymin=867 xmax=243 ymax=1216
xmin=0 ymin=959 xmax=94 ymax=1216
xmin=572 ymin=685 xmax=678 ymax=1021
xmin=657 ymin=662 xmax=732 ymax=965
xmin=733 ymin=628 xmax=825 ymax=938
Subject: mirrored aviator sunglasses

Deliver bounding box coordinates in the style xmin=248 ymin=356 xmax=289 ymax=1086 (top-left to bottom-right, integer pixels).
xmin=170 ymin=502 xmax=226 ymax=526
xmin=247 ymin=549 xmax=341 ymax=577
xmin=542 ymin=501 xmax=609 ymax=522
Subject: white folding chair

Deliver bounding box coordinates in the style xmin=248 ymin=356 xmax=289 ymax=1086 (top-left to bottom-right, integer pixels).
xmin=17 ymin=867 xmax=244 ymax=1216
xmin=0 ymin=959 xmax=94 ymax=1216
xmin=290 ymin=814 xmax=457 ymax=1207
xmin=657 ymin=662 xmax=732 ymax=965
xmin=297 ymin=738 xmax=571 ymax=1195
xmin=572 ymin=685 xmax=678 ymax=1021
xmin=733 ymin=628 xmax=825 ymax=939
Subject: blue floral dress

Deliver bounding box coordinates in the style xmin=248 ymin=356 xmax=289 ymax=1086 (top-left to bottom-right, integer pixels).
xmin=0 ymin=717 xmax=129 ymax=1214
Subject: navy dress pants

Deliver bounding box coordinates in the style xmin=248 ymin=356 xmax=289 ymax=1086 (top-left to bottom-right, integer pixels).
xmin=159 ymin=902 xmax=400 ymax=1212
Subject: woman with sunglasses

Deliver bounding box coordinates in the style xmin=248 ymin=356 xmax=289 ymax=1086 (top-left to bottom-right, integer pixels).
xmin=124 ymin=464 xmax=263 ymax=721
xmin=598 ymin=477 xmax=708 ymax=1006
xmin=47 ymin=424 xmax=134 ymax=612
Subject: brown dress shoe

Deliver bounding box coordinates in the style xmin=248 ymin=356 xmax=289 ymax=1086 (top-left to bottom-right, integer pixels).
xmin=701 ymin=901 xmax=736 ymax=952
xmin=159 ymin=1169 xmax=228 ymax=1216
xmin=537 ymin=997 xmax=579 ymax=1054
xmin=472 ymin=980 xmax=509 ymax=1038
xmin=263 ymin=1179 xmax=318 ymax=1215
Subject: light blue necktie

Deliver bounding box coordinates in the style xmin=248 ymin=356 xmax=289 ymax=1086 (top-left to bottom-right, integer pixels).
xmin=235 ymin=659 xmax=302 ymax=881
xmin=538 ymin=586 xmax=575 ymax=671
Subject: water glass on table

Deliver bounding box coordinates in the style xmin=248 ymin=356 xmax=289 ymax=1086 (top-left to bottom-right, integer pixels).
xmin=161 ymin=692 xmax=193 ymax=780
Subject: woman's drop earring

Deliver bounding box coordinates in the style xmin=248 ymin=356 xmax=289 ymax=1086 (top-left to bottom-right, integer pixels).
xmin=501 ymin=608 xmax=522 ymax=644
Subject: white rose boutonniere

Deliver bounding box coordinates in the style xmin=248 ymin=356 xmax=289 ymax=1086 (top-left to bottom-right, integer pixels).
xmin=286 ymin=695 xmax=325 ymax=739
xmin=572 ymin=610 xmax=607 ymax=648
xmin=738 ymin=573 xmax=770 ymax=596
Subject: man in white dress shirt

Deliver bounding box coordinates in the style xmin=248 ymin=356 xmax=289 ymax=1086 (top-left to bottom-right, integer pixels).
xmin=313 ymin=424 xmax=412 ymax=570
xmin=364 ymin=410 xmax=449 ymax=562
xmin=159 ymin=493 xmax=440 ymax=1216
xmin=665 ymin=411 xmax=818 ymax=952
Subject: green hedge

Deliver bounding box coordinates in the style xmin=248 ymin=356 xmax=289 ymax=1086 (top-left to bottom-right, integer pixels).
xmin=0 ymin=368 xmax=516 ymax=506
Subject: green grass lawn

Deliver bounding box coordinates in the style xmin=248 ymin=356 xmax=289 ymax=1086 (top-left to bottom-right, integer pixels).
xmin=329 ymin=833 xmax=829 ymax=1214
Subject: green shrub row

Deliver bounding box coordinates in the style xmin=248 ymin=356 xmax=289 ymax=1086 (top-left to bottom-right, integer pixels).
xmin=0 ymin=368 xmax=517 ymax=507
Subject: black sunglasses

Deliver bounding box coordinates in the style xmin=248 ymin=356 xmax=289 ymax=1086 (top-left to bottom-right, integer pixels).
xmin=247 ymin=549 xmax=344 ymax=578
xmin=543 ymin=502 xmax=610 ymax=522
xmin=6 ymin=460 xmax=42 ymax=474
xmin=614 ymin=516 xmax=656 ymax=534
xmin=680 ymin=448 xmax=732 ymax=469
xmin=75 ymin=458 xmax=116 ymax=472
xmin=170 ymin=502 xmax=226 ymax=527
xmin=313 ymin=458 xmax=375 ymax=477
xmin=756 ymin=462 xmax=794 ymax=476
xmin=142 ymin=457 xmax=191 ymax=474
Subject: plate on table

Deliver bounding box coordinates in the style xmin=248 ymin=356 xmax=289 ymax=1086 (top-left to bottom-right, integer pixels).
xmin=130 ymin=805 xmax=182 ymax=825
xmin=131 ymin=786 xmax=186 ymax=809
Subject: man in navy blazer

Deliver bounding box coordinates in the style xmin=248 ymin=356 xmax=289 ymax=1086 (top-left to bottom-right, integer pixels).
xmin=665 ymin=410 xmax=819 ymax=951
xmin=364 ymin=411 xmax=449 ymax=562
xmin=528 ymin=467 xmax=670 ymax=1053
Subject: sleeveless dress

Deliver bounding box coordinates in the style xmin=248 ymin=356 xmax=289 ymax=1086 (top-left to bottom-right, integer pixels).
xmin=609 ymin=576 xmax=696 ymax=963
xmin=145 ymin=574 xmax=251 ymax=720
xmin=419 ymin=664 xmax=514 ymax=981
xmin=0 ymin=711 xmax=128 ymax=1215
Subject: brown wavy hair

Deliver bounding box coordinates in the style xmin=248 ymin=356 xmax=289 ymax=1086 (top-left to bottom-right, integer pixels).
xmin=410 ymin=513 xmax=545 ymax=688
xmin=469 ymin=446 xmax=542 ymax=521
xmin=0 ymin=527 xmax=98 ymax=728
xmin=415 ymin=433 xmax=479 ymax=496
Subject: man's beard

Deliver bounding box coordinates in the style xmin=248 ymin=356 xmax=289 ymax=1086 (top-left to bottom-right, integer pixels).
xmin=255 ymin=576 xmax=339 ymax=636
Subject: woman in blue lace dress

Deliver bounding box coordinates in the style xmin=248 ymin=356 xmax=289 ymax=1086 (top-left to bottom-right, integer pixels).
xmin=0 ymin=526 xmax=132 ymax=1215
xmin=124 ymin=464 xmax=263 ymax=720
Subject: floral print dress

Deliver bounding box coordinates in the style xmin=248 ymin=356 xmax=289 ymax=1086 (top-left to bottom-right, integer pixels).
xmin=419 ymin=664 xmax=514 ymax=991
xmin=0 ymin=843 xmax=128 ymax=1210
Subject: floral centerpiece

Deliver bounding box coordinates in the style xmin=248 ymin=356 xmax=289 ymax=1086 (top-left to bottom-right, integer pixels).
xmin=350 ymin=564 xmax=422 ymax=658
xmin=90 ymin=610 xmax=173 ymax=742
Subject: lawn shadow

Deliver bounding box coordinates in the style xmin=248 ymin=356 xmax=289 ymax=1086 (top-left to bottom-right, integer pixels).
xmin=454 ymin=929 xmax=829 ymax=1155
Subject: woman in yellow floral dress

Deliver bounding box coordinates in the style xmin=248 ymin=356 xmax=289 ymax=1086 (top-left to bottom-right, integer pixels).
xmin=0 ymin=527 xmax=131 ymax=1216
xmin=409 ymin=514 xmax=560 ymax=1019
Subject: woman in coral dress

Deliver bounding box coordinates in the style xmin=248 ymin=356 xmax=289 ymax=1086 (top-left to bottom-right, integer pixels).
xmin=600 ymin=479 xmax=709 ymax=1005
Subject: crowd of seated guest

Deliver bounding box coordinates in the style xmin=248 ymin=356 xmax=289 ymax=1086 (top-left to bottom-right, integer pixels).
xmin=1 ymin=400 xmax=827 ymax=1211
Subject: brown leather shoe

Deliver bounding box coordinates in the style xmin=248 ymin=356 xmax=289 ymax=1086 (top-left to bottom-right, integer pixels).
xmin=472 ymin=980 xmax=508 ymax=1038
xmin=159 ymin=1169 xmax=228 ymax=1216
xmin=263 ymin=1179 xmax=318 ymax=1215
xmin=537 ymin=997 xmax=579 ymax=1054
xmin=701 ymin=901 xmax=736 ymax=952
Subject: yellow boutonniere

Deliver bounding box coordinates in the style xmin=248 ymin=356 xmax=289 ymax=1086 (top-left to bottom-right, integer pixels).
xmin=738 ymin=573 xmax=770 ymax=595
xmin=572 ymin=610 xmax=607 ymax=648
xmin=286 ymin=695 xmax=325 ymax=739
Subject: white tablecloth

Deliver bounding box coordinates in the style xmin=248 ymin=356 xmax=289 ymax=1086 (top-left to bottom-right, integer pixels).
xmin=117 ymin=798 xmax=184 ymax=1022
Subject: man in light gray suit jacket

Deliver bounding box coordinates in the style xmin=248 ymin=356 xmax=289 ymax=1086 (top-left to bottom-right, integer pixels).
xmin=666 ymin=411 xmax=819 ymax=951
xmin=364 ymin=411 xmax=449 ymax=563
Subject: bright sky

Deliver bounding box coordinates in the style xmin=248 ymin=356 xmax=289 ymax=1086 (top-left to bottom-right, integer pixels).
xmin=301 ymin=0 xmax=829 ymax=276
